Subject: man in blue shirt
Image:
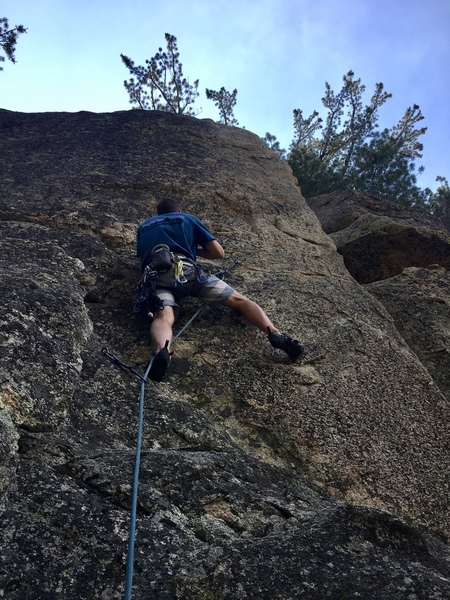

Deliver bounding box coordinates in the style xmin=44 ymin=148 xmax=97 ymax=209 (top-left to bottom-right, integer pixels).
xmin=137 ymin=197 xmax=303 ymax=381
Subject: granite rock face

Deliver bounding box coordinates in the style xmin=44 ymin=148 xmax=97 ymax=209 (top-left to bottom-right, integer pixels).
xmin=366 ymin=267 xmax=450 ymax=403
xmin=1 ymin=109 xmax=450 ymax=599
xmin=307 ymin=189 xmax=450 ymax=406
xmin=307 ymin=190 xmax=450 ymax=283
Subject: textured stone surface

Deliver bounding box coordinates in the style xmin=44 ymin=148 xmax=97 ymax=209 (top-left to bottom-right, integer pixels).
xmin=366 ymin=267 xmax=450 ymax=402
xmin=307 ymin=190 xmax=450 ymax=283
xmin=1 ymin=109 xmax=450 ymax=598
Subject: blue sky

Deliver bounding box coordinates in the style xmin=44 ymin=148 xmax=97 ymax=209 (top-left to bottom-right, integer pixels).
xmin=2 ymin=0 xmax=449 ymax=191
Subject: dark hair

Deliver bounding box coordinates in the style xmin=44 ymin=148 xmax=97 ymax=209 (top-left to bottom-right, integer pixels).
xmin=157 ymin=197 xmax=182 ymax=215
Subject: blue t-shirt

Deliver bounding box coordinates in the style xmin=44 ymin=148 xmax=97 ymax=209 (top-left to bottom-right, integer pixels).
xmin=136 ymin=212 xmax=216 ymax=270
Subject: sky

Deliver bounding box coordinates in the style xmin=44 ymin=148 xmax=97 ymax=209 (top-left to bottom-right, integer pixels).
xmin=1 ymin=0 xmax=449 ymax=192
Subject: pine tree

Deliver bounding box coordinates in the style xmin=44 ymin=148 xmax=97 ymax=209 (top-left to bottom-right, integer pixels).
xmin=205 ymin=87 xmax=239 ymax=126
xmin=0 ymin=17 xmax=27 ymax=71
xmin=288 ymin=71 xmax=429 ymax=208
xmin=121 ymin=34 xmax=199 ymax=115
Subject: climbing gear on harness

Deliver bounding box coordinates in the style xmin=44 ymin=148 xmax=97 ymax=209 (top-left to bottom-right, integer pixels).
xmin=148 ymin=340 xmax=172 ymax=382
xmin=150 ymin=244 xmax=190 ymax=285
xmin=133 ymin=244 xmax=176 ymax=318
xmin=150 ymin=243 xmax=173 ymax=272
xmin=173 ymin=255 xmax=187 ymax=284
xmin=267 ymin=328 xmax=304 ymax=359
xmin=133 ymin=265 xmax=165 ymax=318
xmin=133 ymin=252 xmax=241 ymax=318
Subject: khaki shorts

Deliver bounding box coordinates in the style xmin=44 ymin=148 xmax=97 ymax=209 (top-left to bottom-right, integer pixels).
xmin=155 ymin=260 xmax=235 ymax=313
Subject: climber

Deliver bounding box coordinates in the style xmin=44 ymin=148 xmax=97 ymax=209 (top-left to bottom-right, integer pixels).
xmin=136 ymin=197 xmax=304 ymax=381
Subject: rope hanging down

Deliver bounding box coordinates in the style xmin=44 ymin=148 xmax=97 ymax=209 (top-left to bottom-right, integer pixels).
xmin=102 ymin=260 xmax=241 ymax=600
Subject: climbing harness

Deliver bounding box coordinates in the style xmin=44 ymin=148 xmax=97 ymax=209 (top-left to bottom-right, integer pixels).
xmin=133 ymin=248 xmax=226 ymax=318
xmin=102 ymin=259 xmax=241 ymax=600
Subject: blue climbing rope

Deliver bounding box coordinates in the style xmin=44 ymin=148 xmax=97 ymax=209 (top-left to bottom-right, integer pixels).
xmin=123 ymin=356 xmax=153 ymax=600
xmin=122 ymin=306 xmax=206 ymax=600
xmin=117 ymin=260 xmax=241 ymax=599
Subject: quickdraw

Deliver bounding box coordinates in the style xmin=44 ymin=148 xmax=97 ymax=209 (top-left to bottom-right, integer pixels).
xmin=101 ymin=348 xmax=146 ymax=382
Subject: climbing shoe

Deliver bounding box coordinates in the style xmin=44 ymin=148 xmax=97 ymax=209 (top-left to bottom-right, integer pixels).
xmin=268 ymin=329 xmax=304 ymax=360
xmin=149 ymin=342 xmax=171 ymax=382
